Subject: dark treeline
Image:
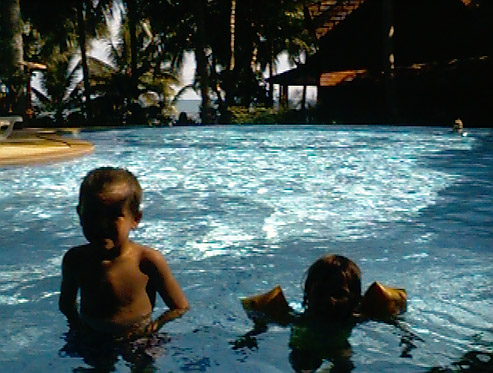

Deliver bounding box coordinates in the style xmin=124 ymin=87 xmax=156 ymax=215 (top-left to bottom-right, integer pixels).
xmin=0 ymin=0 xmax=315 ymax=126
xmin=1 ymin=0 xmax=491 ymax=127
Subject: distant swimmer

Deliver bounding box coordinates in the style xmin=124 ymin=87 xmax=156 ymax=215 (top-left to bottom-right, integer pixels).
xmin=453 ymin=118 xmax=468 ymax=137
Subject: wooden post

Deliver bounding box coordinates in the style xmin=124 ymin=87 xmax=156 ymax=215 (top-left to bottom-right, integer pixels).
xmin=301 ymin=85 xmax=307 ymax=111
xmin=281 ymin=84 xmax=289 ymax=109
xmin=383 ymin=0 xmax=396 ymax=122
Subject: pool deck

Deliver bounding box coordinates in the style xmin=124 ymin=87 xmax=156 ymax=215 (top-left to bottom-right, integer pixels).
xmin=0 ymin=129 xmax=94 ymax=166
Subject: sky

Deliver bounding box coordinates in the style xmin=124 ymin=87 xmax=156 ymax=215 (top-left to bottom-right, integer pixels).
xmin=177 ymin=51 xmax=317 ymax=104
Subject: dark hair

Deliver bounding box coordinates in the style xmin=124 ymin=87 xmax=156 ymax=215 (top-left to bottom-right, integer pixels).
xmin=79 ymin=167 xmax=142 ymax=217
xmin=303 ymin=254 xmax=362 ymax=320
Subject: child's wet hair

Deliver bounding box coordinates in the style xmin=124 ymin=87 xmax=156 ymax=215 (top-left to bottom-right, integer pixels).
xmin=79 ymin=167 xmax=142 ymax=217
xmin=303 ymin=254 xmax=362 ymax=319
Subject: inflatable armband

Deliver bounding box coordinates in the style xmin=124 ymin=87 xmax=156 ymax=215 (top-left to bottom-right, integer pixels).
xmin=359 ymin=282 xmax=407 ymax=320
xmin=241 ymin=286 xmax=292 ymax=325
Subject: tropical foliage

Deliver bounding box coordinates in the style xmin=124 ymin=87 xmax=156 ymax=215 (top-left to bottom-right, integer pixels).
xmin=1 ymin=0 xmax=316 ymax=125
xmin=89 ymin=11 xmax=180 ymax=125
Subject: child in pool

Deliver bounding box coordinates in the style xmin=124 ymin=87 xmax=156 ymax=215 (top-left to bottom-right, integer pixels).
xmin=59 ymin=167 xmax=189 ymax=339
xmin=241 ymin=254 xmax=406 ymax=324
xmin=239 ymin=255 xmax=407 ymax=371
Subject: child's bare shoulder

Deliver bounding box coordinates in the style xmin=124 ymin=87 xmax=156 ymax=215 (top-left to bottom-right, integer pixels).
xmin=134 ymin=245 xmax=171 ymax=279
xmin=63 ymin=244 xmax=90 ymax=263
xmin=135 ymin=244 xmax=168 ymax=265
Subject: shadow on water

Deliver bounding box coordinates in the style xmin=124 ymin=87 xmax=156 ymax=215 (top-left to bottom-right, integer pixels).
xmin=231 ymin=319 xmax=355 ymax=372
xmin=59 ymin=328 xmax=171 ymax=372
xmin=427 ymin=350 xmax=493 ymax=372
xmin=417 ymin=134 xmax=492 ymax=234
xmin=427 ymin=329 xmax=493 ymax=372
xmin=392 ymin=320 xmax=424 ymax=359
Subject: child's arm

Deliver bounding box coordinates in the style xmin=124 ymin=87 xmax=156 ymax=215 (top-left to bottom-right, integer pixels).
xmin=144 ymin=249 xmax=189 ymax=311
xmin=59 ymin=250 xmax=82 ymax=328
xmin=140 ymin=308 xmax=188 ymax=337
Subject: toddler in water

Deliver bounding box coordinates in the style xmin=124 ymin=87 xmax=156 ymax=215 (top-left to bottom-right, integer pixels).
xmin=59 ymin=167 xmax=189 ymax=339
xmin=242 ymin=254 xmax=407 ymax=323
xmin=240 ymin=254 xmax=407 ymax=371
xmin=303 ymin=254 xmax=362 ymax=321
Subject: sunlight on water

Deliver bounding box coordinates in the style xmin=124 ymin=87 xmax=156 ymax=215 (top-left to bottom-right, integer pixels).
xmin=0 ymin=127 xmax=480 ymax=305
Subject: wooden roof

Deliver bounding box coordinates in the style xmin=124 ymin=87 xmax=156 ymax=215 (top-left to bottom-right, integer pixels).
xmin=268 ymin=66 xmax=367 ymax=87
xmin=308 ymin=0 xmax=490 ymax=71
xmin=306 ymin=0 xmax=366 ymax=39
xmin=319 ymin=69 xmax=366 ymax=86
xmin=270 ymin=0 xmax=490 ymax=87
xmin=267 ymin=65 xmax=319 ymax=86
xmin=306 ymin=0 xmax=477 ymax=40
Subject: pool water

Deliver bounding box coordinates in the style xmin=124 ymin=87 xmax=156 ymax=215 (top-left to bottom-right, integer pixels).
xmin=0 ymin=125 xmax=491 ymax=372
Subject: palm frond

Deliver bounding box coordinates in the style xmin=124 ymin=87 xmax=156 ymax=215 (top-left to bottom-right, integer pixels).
xmin=172 ymin=84 xmax=197 ymax=105
xmin=31 ymin=86 xmax=50 ymax=103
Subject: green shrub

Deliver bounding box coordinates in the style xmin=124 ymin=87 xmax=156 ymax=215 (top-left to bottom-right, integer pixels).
xmin=228 ymin=105 xmax=319 ymax=124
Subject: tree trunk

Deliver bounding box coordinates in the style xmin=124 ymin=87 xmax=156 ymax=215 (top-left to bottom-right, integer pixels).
xmin=383 ymin=0 xmax=396 ymax=122
xmin=7 ymin=0 xmax=23 ymax=70
xmin=1 ymin=0 xmax=24 ymax=114
xmin=222 ymin=0 xmax=236 ymax=119
xmin=192 ymin=1 xmax=212 ymax=124
xmin=127 ymin=0 xmax=138 ymax=82
xmin=301 ymin=85 xmax=307 ymax=112
xmin=76 ymin=1 xmax=92 ymax=120
xmin=229 ymin=0 xmax=236 ymax=71
xmin=268 ymin=42 xmax=274 ymax=107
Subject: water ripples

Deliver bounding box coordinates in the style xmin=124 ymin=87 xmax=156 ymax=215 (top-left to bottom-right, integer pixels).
xmin=0 ymin=126 xmax=491 ymax=371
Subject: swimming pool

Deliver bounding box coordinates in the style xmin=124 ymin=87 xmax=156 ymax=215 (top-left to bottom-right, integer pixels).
xmin=0 ymin=125 xmax=491 ymax=372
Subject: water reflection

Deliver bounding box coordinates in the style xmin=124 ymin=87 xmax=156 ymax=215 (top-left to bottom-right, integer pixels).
xmin=232 ymin=319 xmax=355 ymax=372
xmin=58 ymin=309 xmax=185 ymax=371
xmin=60 ymin=329 xmax=170 ymax=372
xmin=288 ymin=320 xmax=355 ymax=372
xmin=232 ymin=317 xmax=423 ymax=372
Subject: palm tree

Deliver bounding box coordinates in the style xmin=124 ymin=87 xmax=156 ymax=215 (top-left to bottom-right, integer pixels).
xmin=125 ymin=0 xmax=138 ymax=83
xmin=191 ymin=0 xmax=212 ymax=123
xmin=76 ymin=0 xmax=92 ymax=119
xmin=0 ymin=0 xmax=26 ymax=115
xmin=258 ymin=0 xmax=314 ymax=106
xmin=31 ymin=49 xmax=83 ymax=125
xmin=88 ymin=12 xmax=180 ymax=125
xmin=205 ymin=0 xmax=313 ymax=112
xmin=142 ymin=0 xmax=214 ymax=123
xmin=0 ymin=0 xmax=23 ymax=73
xmin=229 ymin=0 xmax=236 ymax=72
xmin=21 ymin=0 xmax=113 ymax=122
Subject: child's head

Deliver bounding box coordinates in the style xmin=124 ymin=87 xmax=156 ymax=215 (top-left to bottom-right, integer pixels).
xmin=79 ymin=167 xmax=142 ymax=216
xmin=77 ymin=167 xmax=143 ymax=249
xmin=303 ymin=255 xmax=361 ymax=321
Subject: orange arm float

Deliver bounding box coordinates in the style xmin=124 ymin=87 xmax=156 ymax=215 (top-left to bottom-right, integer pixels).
xmin=241 ymin=286 xmax=293 ymax=325
xmin=359 ymin=282 xmax=407 ymax=320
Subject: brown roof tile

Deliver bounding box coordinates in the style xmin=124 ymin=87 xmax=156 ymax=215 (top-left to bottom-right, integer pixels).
xmin=319 ymin=69 xmax=366 ymax=86
xmin=306 ymin=0 xmax=366 ymax=39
